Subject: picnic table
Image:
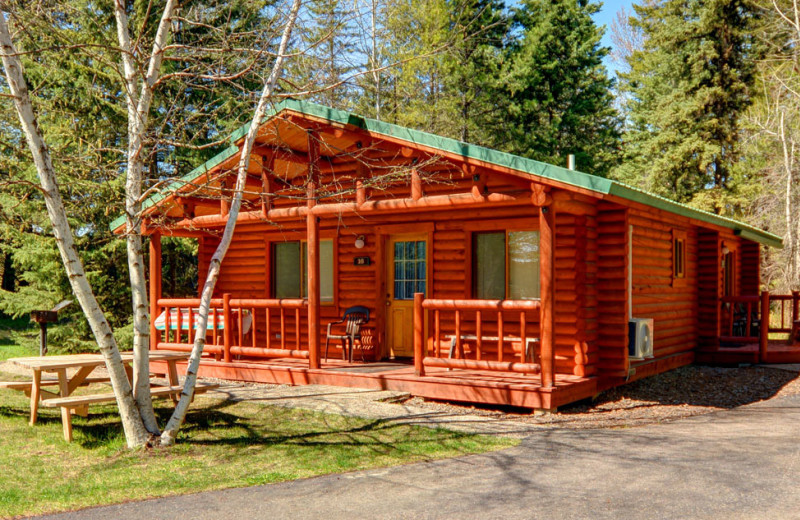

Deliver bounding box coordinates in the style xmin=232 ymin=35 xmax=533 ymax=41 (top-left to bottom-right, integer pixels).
xmin=6 ymin=351 xmax=191 ymax=441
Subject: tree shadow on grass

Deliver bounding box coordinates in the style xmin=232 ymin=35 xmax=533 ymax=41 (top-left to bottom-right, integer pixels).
xmin=66 ymin=398 xmax=476 ymax=455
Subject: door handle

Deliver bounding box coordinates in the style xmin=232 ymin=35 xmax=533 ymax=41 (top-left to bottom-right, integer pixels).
xmin=385 ymin=301 xmax=391 ymax=307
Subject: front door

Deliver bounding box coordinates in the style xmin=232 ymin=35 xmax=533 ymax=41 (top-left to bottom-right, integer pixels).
xmin=385 ymin=234 xmax=427 ymax=357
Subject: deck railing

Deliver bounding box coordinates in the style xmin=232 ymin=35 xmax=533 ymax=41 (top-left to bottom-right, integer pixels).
xmin=154 ymin=295 xmax=309 ymax=362
xmin=719 ymin=291 xmax=800 ymax=361
xmin=413 ymin=294 xmax=545 ymax=377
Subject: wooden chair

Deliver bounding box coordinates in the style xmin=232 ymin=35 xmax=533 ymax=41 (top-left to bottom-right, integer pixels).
xmin=324 ymin=306 xmax=370 ymax=363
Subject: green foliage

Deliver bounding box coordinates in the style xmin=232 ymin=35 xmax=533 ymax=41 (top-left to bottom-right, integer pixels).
xmin=614 ymin=0 xmax=759 ymax=215
xmin=494 ymin=0 xmax=621 ymax=175
xmin=0 ymin=1 xmax=273 ymax=350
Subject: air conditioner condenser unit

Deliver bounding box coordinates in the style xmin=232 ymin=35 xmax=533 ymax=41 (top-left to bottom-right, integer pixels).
xmin=628 ymin=318 xmax=654 ymax=360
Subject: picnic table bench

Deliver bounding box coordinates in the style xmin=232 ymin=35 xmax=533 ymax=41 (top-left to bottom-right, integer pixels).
xmin=41 ymin=382 xmax=219 ymax=441
xmin=4 ymin=351 xmax=194 ymax=441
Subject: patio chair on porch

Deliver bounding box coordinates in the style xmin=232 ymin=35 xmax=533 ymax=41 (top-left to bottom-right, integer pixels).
xmin=324 ymin=306 xmax=370 ymax=363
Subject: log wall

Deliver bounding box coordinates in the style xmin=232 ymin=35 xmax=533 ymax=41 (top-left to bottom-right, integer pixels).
xmin=595 ymin=203 xmax=629 ymax=377
xmin=629 ymin=207 xmax=698 ymax=360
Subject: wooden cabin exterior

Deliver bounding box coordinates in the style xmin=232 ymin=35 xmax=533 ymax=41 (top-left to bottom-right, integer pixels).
xmin=114 ymin=100 xmax=790 ymax=410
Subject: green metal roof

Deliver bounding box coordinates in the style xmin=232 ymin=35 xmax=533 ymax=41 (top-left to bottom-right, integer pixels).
xmin=112 ymin=98 xmax=783 ymax=249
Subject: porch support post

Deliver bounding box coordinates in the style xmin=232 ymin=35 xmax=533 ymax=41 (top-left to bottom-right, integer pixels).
xmin=261 ymin=154 xmax=274 ymax=218
xmin=149 ymin=232 xmax=162 ymax=351
xmin=307 ymin=131 xmax=321 ymax=369
xmin=760 ymin=291 xmax=769 ymax=363
xmin=539 ymin=203 xmax=555 ymax=388
xmin=220 ymin=177 xmax=231 ymax=216
xmin=414 ymin=292 xmax=425 ymax=376
xmin=307 ymin=182 xmax=321 ymax=369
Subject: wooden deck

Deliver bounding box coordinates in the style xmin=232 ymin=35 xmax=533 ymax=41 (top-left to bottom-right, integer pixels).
xmin=696 ymin=340 xmax=800 ymax=365
xmin=150 ymin=356 xmax=598 ymax=410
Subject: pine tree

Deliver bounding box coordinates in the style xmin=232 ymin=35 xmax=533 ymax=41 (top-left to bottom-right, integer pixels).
xmin=614 ymin=0 xmax=758 ymax=213
xmin=495 ymin=0 xmax=620 ymax=175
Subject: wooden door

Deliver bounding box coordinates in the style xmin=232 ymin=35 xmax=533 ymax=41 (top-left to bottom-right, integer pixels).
xmin=385 ymin=234 xmax=427 ymax=357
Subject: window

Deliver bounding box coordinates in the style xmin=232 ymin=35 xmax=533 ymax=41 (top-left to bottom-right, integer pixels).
xmin=393 ymin=240 xmax=426 ymax=300
xmin=673 ymin=236 xmax=686 ymax=279
xmin=273 ymin=240 xmax=334 ymax=302
xmin=722 ymin=251 xmax=735 ymax=297
xmin=473 ymin=230 xmax=540 ymax=300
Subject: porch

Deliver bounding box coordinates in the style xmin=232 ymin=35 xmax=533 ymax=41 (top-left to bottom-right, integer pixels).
xmin=147 ymin=294 xmax=595 ymax=410
xmin=699 ymin=292 xmax=800 ymax=365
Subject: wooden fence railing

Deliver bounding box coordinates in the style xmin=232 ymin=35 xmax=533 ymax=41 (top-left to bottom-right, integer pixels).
xmin=413 ymin=294 xmax=546 ymax=377
xmin=719 ymin=291 xmax=800 ymax=361
xmin=154 ymin=295 xmax=309 ymax=362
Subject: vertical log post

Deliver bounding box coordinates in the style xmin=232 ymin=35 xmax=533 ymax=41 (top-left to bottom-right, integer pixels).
xmin=260 ymin=155 xmax=273 ymax=218
xmin=223 ymin=293 xmax=232 ymax=363
xmin=414 ymin=292 xmax=425 ymax=376
xmin=760 ymin=291 xmax=770 ymax=363
xmin=356 ymin=180 xmax=366 ymax=206
xmin=307 ymin=131 xmax=321 ymax=369
xmin=793 ymin=291 xmax=799 ymax=324
xmin=149 ymin=232 xmax=162 ymax=350
xmin=411 ymin=169 xmax=422 ymax=201
xmin=539 ymin=204 xmax=555 ymax=388
xmin=220 ymin=177 xmax=231 ymax=216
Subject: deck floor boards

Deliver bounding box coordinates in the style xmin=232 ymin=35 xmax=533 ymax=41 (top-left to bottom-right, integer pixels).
xmin=150 ymin=355 xmax=598 ymax=410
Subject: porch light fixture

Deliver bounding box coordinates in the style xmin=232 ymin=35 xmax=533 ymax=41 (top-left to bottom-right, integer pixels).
xmin=354 ymin=235 xmax=366 ymax=249
xmin=721 ymin=243 xmax=730 ymax=255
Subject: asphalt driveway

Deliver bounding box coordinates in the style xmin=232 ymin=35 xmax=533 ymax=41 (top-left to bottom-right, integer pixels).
xmin=35 ymin=392 xmax=800 ymax=520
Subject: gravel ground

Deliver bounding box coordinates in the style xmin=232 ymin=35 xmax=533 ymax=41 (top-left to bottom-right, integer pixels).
xmin=3 ymin=360 xmax=798 ymax=433
xmin=401 ymin=364 xmax=800 ymax=429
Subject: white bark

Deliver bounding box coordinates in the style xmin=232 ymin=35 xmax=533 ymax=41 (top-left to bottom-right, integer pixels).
xmin=780 ymin=112 xmax=796 ymax=287
xmin=160 ymin=0 xmax=303 ymax=444
xmin=113 ymin=0 xmax=177 ymax=436
xmin=0 ymin=12 xmax=150 ymax=448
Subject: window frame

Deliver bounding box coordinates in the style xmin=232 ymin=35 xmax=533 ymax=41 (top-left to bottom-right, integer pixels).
xmin=672 ymin=230 xmax=687 ymax=281
xmin=271 ymin=238 xmax=336 ymax=304
xmin=471 ymin=229 xmax=540 ymax=300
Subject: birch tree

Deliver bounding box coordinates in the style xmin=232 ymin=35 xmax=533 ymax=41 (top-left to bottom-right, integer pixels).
xmin=0 ymin=0 xmax=302 ymax=447
xmin=0 ymin=11 xmax=152 ymax=447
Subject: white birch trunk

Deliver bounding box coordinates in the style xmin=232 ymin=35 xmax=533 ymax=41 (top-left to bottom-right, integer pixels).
xmin=0 ymin=12 xmax=150 ymax=448
xmin=113 ymin=0 xmax=177 ymax=435
xmin=160 ymin=0 xmax=303 ymax=444
xmin=780 ymin=112 xmax=797 ymax=288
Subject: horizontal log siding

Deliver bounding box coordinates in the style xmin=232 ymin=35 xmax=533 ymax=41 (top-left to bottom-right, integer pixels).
xmin=596 ymin=203 xmax=629 ymax=376
xmin=740 ymin=240 xmax=760 ymax=296
xmin=697 ymin=229 xmax=720 ymax=350
xmin=630 ymin=208 xmax=698 ymax=360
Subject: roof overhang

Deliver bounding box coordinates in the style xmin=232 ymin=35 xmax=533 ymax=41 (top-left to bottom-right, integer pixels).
xmin=111 ymin=99 xmax=783 ymax=249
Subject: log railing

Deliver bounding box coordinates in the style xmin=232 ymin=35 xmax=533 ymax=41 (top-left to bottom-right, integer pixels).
xmin=155 ymin=296 xmax=309 ymax=363
xmin=719 ymin=291 xmax=800 ymax=361
xmin=413 ymin=294 xmax=546 ymax=377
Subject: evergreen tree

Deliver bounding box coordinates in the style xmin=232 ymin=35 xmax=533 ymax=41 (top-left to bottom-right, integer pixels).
xmin=0 ymin=0 xmax=271 ymax=349
xmin=614 ymin=0 xmax=758 ymax=213
xmin=495 ymin=0 xmax=620 ymax=175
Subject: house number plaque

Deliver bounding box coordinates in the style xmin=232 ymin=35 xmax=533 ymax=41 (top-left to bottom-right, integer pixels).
xmin=354 ymin=256 xmax=371 ymax=266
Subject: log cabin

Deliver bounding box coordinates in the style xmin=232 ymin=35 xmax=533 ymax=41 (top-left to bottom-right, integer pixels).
xmin=112 ymin=99 xmax=793 ymax=411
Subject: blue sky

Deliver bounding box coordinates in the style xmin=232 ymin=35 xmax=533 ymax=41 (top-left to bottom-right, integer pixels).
xmin=592 ymin=0 xmax=635 ymax=76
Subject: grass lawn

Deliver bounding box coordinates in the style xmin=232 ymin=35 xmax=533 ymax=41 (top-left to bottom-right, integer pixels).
xmin=0 ymin=319 xmax=516 ymax=518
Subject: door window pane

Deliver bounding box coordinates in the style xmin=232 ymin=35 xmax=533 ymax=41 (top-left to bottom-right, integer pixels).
xmin=393 ymin=240 xmax=426 ymax=300
xmin=275 ymin=242 xmax=301 ymax=298
xmin=508 ymin=231 xmax=540 ymax=300
xmin=473 ymin=233 xmax=505 ymax=299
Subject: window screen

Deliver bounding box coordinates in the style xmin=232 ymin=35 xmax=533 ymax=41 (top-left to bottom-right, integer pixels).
xmin=473 ymin=232 xmax=505 ymax=299
xmin=302 ymin=240 xmax=334 ymax=302
xmin=508 ymin=231 xmax=540 ymax=299
xmin=274 ymin=241 xmax=301 ymax=298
